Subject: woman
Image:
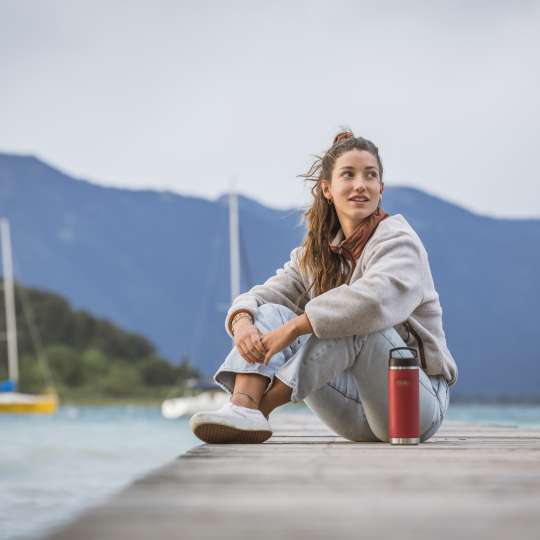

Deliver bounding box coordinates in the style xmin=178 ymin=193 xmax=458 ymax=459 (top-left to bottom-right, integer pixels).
xmin=190 ymin=129 xmax=458 ymax=444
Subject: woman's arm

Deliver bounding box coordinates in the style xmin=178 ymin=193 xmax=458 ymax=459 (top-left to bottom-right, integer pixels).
xmin=224 ymin=246 xmax=308 ymax=338
xmin=260 ymin=312 xmax=313 ymax=366
xmin=304 ymin=230 xmax=424 ymax=339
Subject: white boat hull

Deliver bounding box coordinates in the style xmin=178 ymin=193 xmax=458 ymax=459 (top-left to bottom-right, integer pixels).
xmin=161 ymin=391 xmax=229 ymax=419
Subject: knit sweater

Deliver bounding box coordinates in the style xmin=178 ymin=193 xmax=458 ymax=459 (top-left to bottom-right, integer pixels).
xmin=225 ymin=214 xmax=458 ymax=386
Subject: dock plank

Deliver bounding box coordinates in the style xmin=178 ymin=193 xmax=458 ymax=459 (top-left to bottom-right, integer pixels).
xmin=46 ymin=412 xmax=540 ymax=540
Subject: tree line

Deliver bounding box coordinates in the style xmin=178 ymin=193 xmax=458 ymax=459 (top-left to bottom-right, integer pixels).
xmin=0 ymin=281 xmax=201 ymax=400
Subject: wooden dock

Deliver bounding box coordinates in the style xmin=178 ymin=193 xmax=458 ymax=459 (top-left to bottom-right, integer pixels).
xmin=46 ymin=411 xmax=540 ymax=540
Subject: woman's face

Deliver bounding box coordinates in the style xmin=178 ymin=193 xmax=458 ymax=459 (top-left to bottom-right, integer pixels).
xmin=321 ymin=149 xmax=384 ymax=236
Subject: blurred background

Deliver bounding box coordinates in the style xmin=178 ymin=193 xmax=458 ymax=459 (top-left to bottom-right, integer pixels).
xmin=1 ymin=1 xmax=539 ymax=539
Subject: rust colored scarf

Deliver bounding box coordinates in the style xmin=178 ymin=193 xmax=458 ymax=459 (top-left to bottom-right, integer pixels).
xmin=329 ymin=207 xmax=390 ymax=265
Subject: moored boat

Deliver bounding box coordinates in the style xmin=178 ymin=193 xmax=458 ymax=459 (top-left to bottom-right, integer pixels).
xmin=0 ymin=218 xmax=58 ymax=414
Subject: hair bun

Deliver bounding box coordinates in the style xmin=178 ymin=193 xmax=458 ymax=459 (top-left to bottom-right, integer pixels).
xmin=332 ymin=130 xmax=354 ymax=145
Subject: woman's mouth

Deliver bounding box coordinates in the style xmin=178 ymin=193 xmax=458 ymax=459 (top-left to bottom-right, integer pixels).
xmin=349 ymin=197 xmax=369 ymax=205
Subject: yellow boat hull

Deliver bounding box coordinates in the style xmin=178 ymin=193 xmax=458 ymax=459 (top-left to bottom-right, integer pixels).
xmin=0 ymin=392 xmax=59 ymax=414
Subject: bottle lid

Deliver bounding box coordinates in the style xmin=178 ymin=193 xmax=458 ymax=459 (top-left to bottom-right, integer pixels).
xmin=388 ymin=347 xmax=419 ymax=368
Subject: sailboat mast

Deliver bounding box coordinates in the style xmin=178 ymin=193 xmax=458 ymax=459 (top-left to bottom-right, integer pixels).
xmin=0 ymin=218 xmax=19 ymax=383
xmin=228 ymin=190 xmax=240 ymax=303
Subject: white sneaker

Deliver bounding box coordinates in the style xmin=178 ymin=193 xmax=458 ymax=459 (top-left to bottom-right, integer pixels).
xmin=190 ymin=401 xmax=272 ymax=444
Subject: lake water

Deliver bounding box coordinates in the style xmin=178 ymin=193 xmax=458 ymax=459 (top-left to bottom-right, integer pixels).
xmin=1 ymin=402 xmax=540 ymax=540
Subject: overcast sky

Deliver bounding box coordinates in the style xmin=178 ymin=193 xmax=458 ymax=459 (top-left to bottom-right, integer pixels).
xmin=1 ymin=0 xmax=539 ymax=218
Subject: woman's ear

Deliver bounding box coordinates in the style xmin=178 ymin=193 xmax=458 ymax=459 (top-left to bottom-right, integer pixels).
xmin=320 ymin=179 xmax=332 ymax=201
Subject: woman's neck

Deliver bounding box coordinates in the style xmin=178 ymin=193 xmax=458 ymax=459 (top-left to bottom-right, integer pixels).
xmin=341 ymin=216 xmax=370 ymax=239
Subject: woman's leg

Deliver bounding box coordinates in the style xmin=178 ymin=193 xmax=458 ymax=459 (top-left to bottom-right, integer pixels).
xmin=259 ymin=378 xmax=292 ymax=418
xmin=213 ymin=303 xmax=302 ymax=404
xmin=215 ymin=302 xmax=449 ymax=442
xmin=190 ymin=304 xmax=302 ymax=445
xmin=346 ymin=327 xmax=449 ymax=442
xmin=279 ymin=326 xmax=449 ymax=442
xmin=231 ymin=373 xmax=270 ymax=409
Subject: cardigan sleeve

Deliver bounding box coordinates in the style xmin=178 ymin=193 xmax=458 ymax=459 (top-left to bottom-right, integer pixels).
xmin=224 ymin=247 xmax=308 ymax=337
xmin=304 ymin=231 xmax=424 ymax=339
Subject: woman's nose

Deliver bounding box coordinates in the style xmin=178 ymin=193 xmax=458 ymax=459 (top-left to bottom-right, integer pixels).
xmin=352 ymin=176 xmax=368 ymax=191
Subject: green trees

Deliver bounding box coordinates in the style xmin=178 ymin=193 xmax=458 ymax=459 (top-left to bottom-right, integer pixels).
xmin=0 ymin=281 xmax=201 ymax=400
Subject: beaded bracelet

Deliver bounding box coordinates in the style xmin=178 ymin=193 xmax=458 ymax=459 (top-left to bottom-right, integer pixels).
xmin=231 ymin=312 xmax=253 ymax=335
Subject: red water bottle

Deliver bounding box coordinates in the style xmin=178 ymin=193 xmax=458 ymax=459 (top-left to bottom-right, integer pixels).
xmin=388 ymin=346 xmax=420 ymax=445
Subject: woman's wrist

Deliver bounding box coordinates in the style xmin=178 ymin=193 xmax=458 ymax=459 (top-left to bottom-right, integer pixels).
xmin=230 ymin=311 xmax=254 ymax=335
xmin=232 ymin=317 xmax=253 ymax=333
xmin=287 ymin=313 xmax=313 ymax=339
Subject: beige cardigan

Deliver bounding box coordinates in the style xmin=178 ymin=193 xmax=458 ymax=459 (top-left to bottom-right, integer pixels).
xmin=225 ymin=214 xmax=458 ymax=386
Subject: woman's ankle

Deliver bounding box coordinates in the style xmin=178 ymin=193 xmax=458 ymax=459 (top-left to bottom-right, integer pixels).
xmin=231 ymin=391 xmax=259 ymax=409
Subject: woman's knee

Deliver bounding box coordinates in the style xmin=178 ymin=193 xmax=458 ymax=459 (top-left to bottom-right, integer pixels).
xmin=255 ymin=303 xmax=297 ymax=323
xmin=252 ymin=303 xmax=297 ymax=334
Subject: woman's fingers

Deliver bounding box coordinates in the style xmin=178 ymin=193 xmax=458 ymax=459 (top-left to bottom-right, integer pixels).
xmin=236 ymin=341 xmax=253 ymax=363
xmin=238 ymin=340 xmax=261 ymax=363
xmin=247 ymin=343 xmax=265 ymax=363
xmin=250 ymin=334 xmax=267 ymax=358
xmin=233 ymin=325 xmax=266 ymax=363
xmin=241 ymin=346 xmax=258 ymax=363
xmin=235 ymin=328 xmax=268 ymax=364
xmin=247 ymin=348 xmax=262 ymax=363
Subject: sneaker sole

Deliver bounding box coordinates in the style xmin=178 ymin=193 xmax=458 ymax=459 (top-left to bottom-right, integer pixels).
xmin=193 ymin=423 xmax=272 ymax=444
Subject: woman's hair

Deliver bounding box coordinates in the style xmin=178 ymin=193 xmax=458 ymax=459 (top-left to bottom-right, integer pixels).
xmin=296 ymin=128 xmax=384 ymax=298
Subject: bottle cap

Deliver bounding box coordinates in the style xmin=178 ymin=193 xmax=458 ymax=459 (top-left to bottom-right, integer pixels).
xmin=388 ymin=347 xmax=419 ymax=369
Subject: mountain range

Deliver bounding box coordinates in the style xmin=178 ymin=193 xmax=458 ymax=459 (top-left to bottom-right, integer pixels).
xmin=1 ymin=152 xmax=539 ymax=401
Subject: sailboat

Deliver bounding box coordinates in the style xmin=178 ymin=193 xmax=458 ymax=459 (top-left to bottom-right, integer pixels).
xmin=161 ymin=190 xmax=241 ymax=419
xmin=0 ymin=218 xmax=58 ymax=414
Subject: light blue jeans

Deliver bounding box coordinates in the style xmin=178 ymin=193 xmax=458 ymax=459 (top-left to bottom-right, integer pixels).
xmin=214 ymin=303 xmax=450 ymax=443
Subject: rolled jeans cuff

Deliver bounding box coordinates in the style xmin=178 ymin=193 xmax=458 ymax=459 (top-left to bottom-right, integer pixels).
xmin=213 ymin=363 xmax=277 ymax=395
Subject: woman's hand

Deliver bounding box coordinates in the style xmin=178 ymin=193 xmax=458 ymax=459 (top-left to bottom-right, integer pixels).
xmin=260 ymin=313 xmax=313 ymax=365
xmin=260 ymin=324 xmax=298 ymax=366
xmin=233 ymin=312 xmax=313 ymax=366
xmin=233 ymin=319 xmax=267 ymax=364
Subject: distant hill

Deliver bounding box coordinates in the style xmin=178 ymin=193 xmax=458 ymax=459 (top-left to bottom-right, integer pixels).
xmin=1 ymin=152 xmax=539 ymax=401
xmin=0 ymin=281 xmax=199 ymax=399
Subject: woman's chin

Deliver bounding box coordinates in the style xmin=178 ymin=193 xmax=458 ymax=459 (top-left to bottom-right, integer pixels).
xmin=349 ymin=209 xmax=373 ymax=221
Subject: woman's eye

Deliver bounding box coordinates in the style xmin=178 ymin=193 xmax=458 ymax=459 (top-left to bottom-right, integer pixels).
xmin=342 ymin=171 xmax=353 ymax=177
